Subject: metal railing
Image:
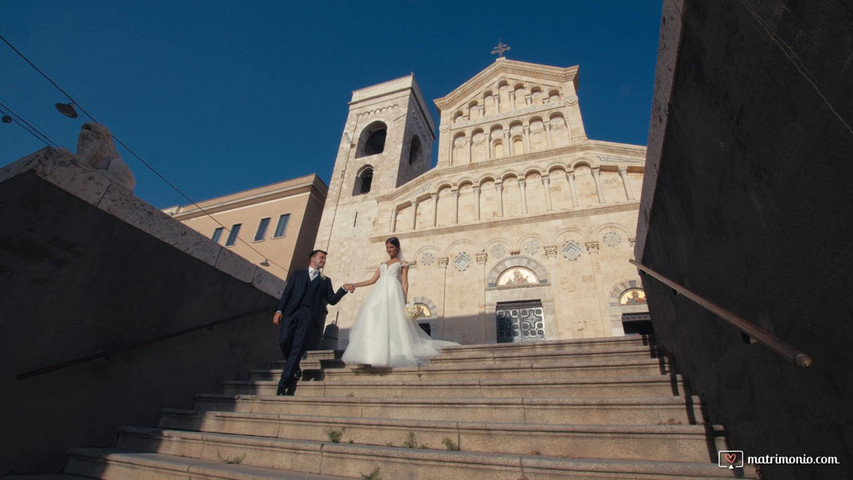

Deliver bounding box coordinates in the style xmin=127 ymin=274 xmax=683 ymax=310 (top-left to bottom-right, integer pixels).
xmin=629 ymin=259 xmax=812 ymax=368
xmin=17 ymin=307 xmax=274 ymax=380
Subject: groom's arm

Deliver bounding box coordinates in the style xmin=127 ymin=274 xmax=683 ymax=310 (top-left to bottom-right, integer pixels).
xmin=325 ymin=278 xmax=348 ymax=306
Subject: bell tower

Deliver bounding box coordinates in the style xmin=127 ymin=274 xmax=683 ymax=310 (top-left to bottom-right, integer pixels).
xmin=315 ymin=74 xmax=435 ymax=277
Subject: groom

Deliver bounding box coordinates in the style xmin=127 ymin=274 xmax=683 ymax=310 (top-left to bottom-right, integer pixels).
xmin=273 ymin=249 xmax=349 ymax=395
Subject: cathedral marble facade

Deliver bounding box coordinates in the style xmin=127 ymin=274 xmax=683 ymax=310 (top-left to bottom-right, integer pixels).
xmin=316 ymin=58 xmax=649 ymax=346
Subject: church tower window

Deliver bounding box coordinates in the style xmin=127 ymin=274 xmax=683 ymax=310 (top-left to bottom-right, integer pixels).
xmin=358 ymin=122 xmax=388 ymax=157
xmin=354 ymin=166 xmax=374 ymax=195
xmin=409 ymin=135 xmax=422 ymax=165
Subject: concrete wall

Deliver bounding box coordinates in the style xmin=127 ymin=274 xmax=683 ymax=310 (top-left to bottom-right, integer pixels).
xmin=0 ymin=149 xmax=284 ymax=474
xmin=636 ymin=1 xmax=853 ymax=479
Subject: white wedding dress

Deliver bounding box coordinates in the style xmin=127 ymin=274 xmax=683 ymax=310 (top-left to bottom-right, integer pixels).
xmin=342 ymin=261 xmax=455 ymax=367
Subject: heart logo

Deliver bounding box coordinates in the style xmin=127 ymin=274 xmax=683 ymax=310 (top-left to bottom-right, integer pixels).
xmin=725 ymin=453 xmax=737 ymax=464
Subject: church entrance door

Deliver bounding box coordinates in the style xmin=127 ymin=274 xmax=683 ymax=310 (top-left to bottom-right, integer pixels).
xmin=496 ymin=300 xmax=545 ymax=343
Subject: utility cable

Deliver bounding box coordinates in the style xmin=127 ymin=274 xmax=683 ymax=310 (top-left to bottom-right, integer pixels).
xmin=0 ymin=31 xmax=289 ymax=276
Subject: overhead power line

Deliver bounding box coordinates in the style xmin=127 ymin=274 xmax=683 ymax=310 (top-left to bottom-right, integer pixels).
xmin=0 ymin=31 xmax=290 ymax=276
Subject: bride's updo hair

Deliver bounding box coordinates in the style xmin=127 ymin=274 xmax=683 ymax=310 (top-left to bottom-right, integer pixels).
xmin=386 ymin=236 xmax=404 ymax=261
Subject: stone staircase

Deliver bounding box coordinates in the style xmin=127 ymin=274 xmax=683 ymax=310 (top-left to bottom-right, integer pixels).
xmin=6 ymin=336 xmax=758 ymax=479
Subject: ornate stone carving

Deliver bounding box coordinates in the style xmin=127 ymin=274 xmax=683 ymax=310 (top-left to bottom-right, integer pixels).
xmin=523 ymin=241 xmax=541 ymax=256
xmin=585 ymin=241 xmax=600 ymax=254
xmin=454 ymin=252 xmax=472 ymax=271
xmin=421 ymin=252 xmax=435 ymax=266
xmin=475 ymin=252 xmax=488 ymax=265
xmin=76 ymin=122 xmax=136 ymax=191
xmin=561 ymin=240 xmax=583 ymax=261
xmin=544 ymin=245 xmax=558 ymax=258
xmin=603 ymin=232 xmax=621 ymax=247
xmin=356 ymin=104 xmax=399 ymax=117
xmin=437 ymin=257 xmax=449 ymax=268
xmin=565 ymin=96 xmax=578 ymax=106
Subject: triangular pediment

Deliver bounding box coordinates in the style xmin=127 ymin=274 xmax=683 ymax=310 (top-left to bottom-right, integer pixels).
xmin=434 ymin=58 xmax=579 ymax=112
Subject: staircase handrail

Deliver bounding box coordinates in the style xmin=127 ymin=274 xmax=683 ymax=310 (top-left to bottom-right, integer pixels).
xmin=629 ymin=259 xmax=812 ymax=368
xmin=17 ymin=306 xmax=274 ymax=380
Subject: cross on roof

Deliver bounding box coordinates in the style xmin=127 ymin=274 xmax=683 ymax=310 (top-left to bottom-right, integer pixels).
xmin=491 ymin=39 xmax=511 ymax=58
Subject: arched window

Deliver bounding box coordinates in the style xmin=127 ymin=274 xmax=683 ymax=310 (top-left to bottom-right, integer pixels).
xmin=358 ymin=122 xmax=387 ymax=157
xmin=497 ymin=267 xmax=539 ymax=287
xmin=353 ymin=166 xmax=374 ymax=195
xmin=408 ymin=135 xmax=422 ymax=165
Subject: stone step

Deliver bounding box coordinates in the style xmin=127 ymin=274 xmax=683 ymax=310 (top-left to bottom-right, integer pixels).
xmin=253 ymin=357 xmax=672 ymax=383
xmin=102 ymin=430 xmax=755 ymax=480
xmin=62 ymin=448 xmax=349 ymax=480
xmin=295 ymin=340 xmax=664 ymax=370
xmin=187 ymin=393 xmax=708 ymax=425
xmin=153 ymin=410 xmax=727 ymax=462
xmin=223 ymin=374 xmax=689 ymax=399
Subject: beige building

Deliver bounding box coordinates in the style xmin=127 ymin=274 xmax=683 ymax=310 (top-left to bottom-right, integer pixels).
xmin=165 ymin=174 xmax=328 ymax=280
xmin=317 ymin=58 xmax=650 ymax=346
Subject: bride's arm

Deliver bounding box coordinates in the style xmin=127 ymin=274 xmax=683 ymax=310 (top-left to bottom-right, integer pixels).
xmin=400 ymin=263 xmax=409 ymax=302
xmin=349 ymin=269 xmax=380 ymax=290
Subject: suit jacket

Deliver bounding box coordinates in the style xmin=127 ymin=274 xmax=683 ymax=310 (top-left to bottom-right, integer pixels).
xmin=276 ymin=270 xmax=347 ymax=326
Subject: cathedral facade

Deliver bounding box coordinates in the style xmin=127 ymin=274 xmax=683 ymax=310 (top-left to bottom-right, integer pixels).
xmin=316 ymin=58 xmax=648 ymax=346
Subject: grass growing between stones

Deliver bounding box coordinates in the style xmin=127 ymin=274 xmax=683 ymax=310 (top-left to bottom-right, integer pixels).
xmin=402 ymin=432 xmax=429 ymax=449
xmin=325 ymin=427 xmax=346 ymax=443
xmin=441 ymin=437 xmax=460 ymax=451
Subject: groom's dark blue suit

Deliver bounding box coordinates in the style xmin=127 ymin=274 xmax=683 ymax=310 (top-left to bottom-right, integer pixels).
xmin=276 ymin=269 xmax=347 ymax=394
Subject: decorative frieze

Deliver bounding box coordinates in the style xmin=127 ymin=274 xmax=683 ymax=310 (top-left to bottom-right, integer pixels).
xmin=585 ymin=241 xmax=600 ymax=254
xmin=454 ymin=252 xmax=472 ymax=271
xmin=544 ymin=245 xmax=558 ymax=258
xmin=523 ymin=241 xmax=541 ymax=256
xmin=603 ymin=232 xmax=621 ymax=247
xmin=475 ymin=252 xmax=488 ymax=265
xmin=561 ymin=240 xmax=583 ymax=260
xmin=421 ymin=252 xmax=435 ymax=266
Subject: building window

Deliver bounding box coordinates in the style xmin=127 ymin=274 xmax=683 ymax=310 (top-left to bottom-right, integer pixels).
xmin=273 ymin=214 xmax=290 ymax=238
xmin=254 ymin=217 xmax=271 ymax=241
xmin=353 ymin=167 xmax=373 ymax=195
xmin=225 ymin=224 xmax=241 ymax=246
xmin=211 ymin=227 xmax=224 ymax=244
xmin=408 ymin=135 xmax=422 ymax=165
xmin=357 ymin=121 xmax=388 ymax=158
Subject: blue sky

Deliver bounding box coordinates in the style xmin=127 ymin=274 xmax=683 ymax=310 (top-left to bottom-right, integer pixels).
xmin=1 ymin=1 xmax=662 ymax=209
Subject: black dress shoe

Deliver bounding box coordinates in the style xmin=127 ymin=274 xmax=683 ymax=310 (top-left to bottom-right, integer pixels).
xmin=277 ymin=382 xmax=296 ymax=396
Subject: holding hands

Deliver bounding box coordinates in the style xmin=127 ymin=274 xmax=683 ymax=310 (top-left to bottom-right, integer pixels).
xmin=343 ymin=283 xmax=356 ymax=293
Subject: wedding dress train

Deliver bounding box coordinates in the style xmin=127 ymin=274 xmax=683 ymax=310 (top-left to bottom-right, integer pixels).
xmin=342 ymin=261 xmax=455 ymax=367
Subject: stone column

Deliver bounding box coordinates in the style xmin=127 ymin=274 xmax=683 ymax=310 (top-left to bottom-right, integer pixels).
xmin=466 ymin=136 xmax=472 ymax=164
xmin=504 ymin=128 xmax=511 ymax=156
xmin=523 ymin=124 xmax=532 ymax=153
xmin=567 ymin=172 xmax=579 ymax=208
xmin=542 ymin=175 xmax=553 ymax=211
xmin=618 ymin=166 xmax=635 ymax=200
xmin=473 ymin=185 xmax=481 ymax=221
xmin=496 ymin=182 xmax=504 ymax=217
xmin=390 ymin=208 xmax=398 ymax=232
xmin=509 ymin=91 xmax=516 ymax=110
xmin=592 ymin=167 xmax=606 ymax=204
xmin=411 ymin=198 xmax=419 ymax=230
xmin=452 ymin=188 xmax=459 ymax=224
xmin=431 ymin=193 xmax=438 ymax=227
xmin=544 ymin=120 xmax=553 ymax=148
xmin=518 ymin=179 xmax=528 ymax=214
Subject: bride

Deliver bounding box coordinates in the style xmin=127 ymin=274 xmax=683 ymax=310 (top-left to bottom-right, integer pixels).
xmin=342 ymin=237 xmax=455 ymax=367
